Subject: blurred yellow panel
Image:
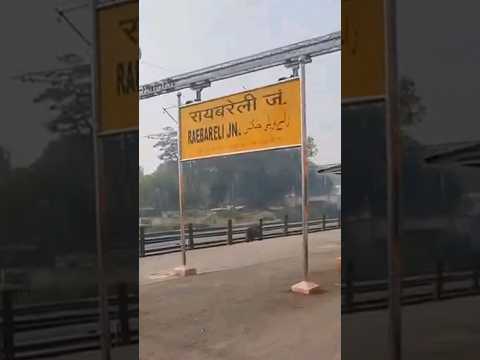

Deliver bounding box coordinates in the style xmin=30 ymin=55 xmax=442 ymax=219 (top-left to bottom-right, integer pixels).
xmin=97 ymin=1 xmax=138 ymax=133
xmin=342 ymin=0 xmax=385 ymax=100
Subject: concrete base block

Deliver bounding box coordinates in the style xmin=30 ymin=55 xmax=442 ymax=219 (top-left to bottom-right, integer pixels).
xmin=291 ymin=280 xmax=321 ymax=295
xmin=173 ymin=265 xmax=197 ymax=277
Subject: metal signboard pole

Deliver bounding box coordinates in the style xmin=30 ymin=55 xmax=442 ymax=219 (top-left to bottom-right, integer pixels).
xmin=300 ymin=59 xmax=310 ymax=281
xmin=177 ymin=92 xmax=186 ymax=266
xmin=90 ymin=1 xmax=111 ymax=359
xmin=174 ymin=92 xmax=196 ymax=276
xmin=291 ymin=56 xmax=320 ymax=295
xmin=384 ymin=0 xmax=402 ymax=359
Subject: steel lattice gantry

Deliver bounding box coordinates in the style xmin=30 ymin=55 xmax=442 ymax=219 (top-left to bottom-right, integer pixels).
xmin=139 ymin=31 xmax=341 ymax=100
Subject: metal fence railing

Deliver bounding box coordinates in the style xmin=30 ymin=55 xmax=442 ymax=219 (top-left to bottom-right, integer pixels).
xmin=342 ymin=260 xmax=480 ymax=314
xmin=139 ymin=214 xmax=341 ymax=257
xmin=1 ymin=283 xmax=138 ymax=360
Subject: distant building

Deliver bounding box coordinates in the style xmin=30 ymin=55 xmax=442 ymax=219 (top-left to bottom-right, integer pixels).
xmin=284 ymin=164 xmax=341 ymax=218
xmin=424 ymin=141 xmax=480 ymax=168
xmin=317 ymin=163 xmax=341 ymax=175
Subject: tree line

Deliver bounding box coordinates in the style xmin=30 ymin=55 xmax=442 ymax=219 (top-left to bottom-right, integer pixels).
xmin=139 ymin=129 xmax=340 ymax=216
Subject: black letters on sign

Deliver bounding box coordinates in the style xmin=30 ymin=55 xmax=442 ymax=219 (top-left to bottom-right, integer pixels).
xmin=116 ymin=60 xmax=139 ymax=96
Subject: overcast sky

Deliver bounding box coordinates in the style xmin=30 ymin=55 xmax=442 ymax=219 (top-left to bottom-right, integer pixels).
xmin=140 ymin=0 xmax=341 ymax=174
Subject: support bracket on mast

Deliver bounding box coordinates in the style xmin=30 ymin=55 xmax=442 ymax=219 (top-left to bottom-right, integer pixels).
xmin=190 ymin=80 xmax=211 ymax=102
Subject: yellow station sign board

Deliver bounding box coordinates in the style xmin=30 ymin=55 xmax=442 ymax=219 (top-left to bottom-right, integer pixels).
xmin=97 ymin=1 xmax=138 ymax=133
xmin=180 ymin=79 xmax=301 ymax=161
xmin=342 ymin=0 xmax=385 ymax=100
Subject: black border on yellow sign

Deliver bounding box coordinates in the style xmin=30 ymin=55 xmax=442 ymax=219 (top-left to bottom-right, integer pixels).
xmin=179 ymin=77 xmax=302 ymax=161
